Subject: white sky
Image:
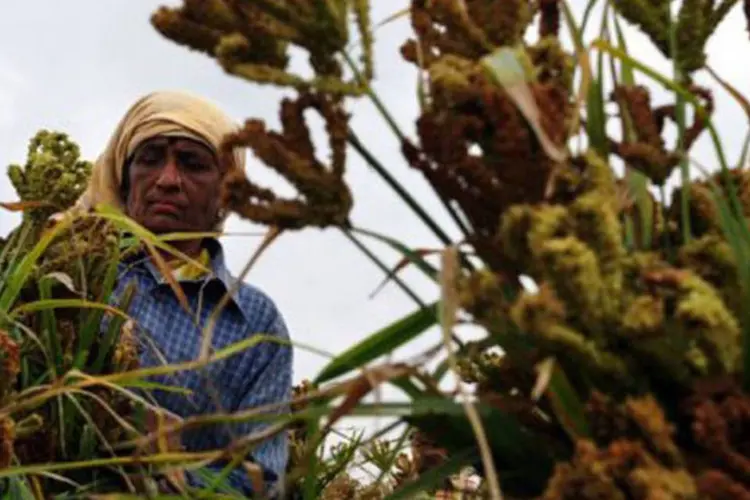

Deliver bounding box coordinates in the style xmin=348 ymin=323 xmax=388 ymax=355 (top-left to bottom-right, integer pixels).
xmin=0 ymin=1 xmax=748 ymax=400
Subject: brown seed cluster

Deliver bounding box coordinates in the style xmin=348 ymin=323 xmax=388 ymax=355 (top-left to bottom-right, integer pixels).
xmin=402 ymin=61 xmax=571 ymax=268
xmin=538 ymin=0 xmax=561 ymax=39
xmin=151 ymin=0 xmax=373 ymax=96
xmin=401 ymin=0 xmax=533 ymax=65
xmin=542 ymin=392 xmax=696 ymax=499
xmin=610 ymin=84 xmax=713 ymax=185
xmin=0 ymin=330 xmax=20 ymax=403
xmin=612 ymin=0 xmax=738 ymax=74
xmin=220 ymin=92 xmax=353 ymax=230
xmin=669 ymin=168 xmax=750 ymax=239
xmin=542 ymin=439 xmax=698 ymax=499
xmin=686 ymin=377 xmax=750 ymax=490
xmin=0 ymin=417 xmax=14 ymax=469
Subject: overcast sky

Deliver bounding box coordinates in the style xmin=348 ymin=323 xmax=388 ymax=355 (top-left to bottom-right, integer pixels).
xmin=1 ymin=1 xmax=748 ymax=393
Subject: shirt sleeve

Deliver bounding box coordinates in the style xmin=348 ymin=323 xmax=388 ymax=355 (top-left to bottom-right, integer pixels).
xmin=185 ymin=295 xmax=293 ymax=496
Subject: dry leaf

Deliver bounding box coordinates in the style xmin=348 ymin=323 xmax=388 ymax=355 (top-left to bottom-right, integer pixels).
xmin=144 ymin=240 xmax=191 ymax=314
xmin=43 ymin=272 xmax=78 ymax=294
xmin=0 ymin=200 xmax=50 ymax=212
xmin=481 ymin=47 xmax=567 ymax=164
xmin=706 ymin=65 xmax=750 ymax=123
xmin=324 ymin=364 xmax=412 ymax=433
xmin=531 ymin=357 xmax=556 ymax=401
xmin=369 ymin=248 xmax=439 ymax=299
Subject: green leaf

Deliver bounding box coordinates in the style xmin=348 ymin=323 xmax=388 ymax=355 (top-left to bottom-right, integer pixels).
xmin=188 ymin=466 xmax=247 ymax=497
xmin=388 ymin=375 xmax=430 ymax=399
xmin=0 ymin=215 xmax=75 ymax=312
xmin=74 ymin=244 xmax=122 ymax=369
xmin=314 ymin=302 xmax=438 ymax=384
xmin=608 ymin=18 xmax=654 ymax=249
xmin=592 ymin=39 xmax=704 ymax=113
xmin=38 ymin=277 xmax=63 ymax=376
xmin=404 ymin=398 xmax=556 ymax=494
xmin=90 ymin=283 xmax=135 ymax=373
xmin=738 ymin=129 xmax=750 ymax=169
xmin=11 ymin=298 xmax=130 ymax=321
xmin=592 ymin=38 xmax=731 ymax=174
xmin=3 ymin=477 xmax=36 ymax=500
xmin=612 ymin=7 xmax=635 ymax=86
xmin=546 ymin=367 xmax=591 ymax=440
xmin=78 ymin=423 xmax=98 ymax=459
xmin=580 ymin=0 xmax=602 ymax=35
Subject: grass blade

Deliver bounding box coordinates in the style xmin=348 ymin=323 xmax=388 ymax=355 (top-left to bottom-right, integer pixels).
xmin=3 ymin=477 xmax=36 ymax=500
xmin=611 ymin=14 xmax=653 ymax=248
xmin=591 ymin=39 xmax=708 ymax=116
xmin=738 ymin=129 xmax=750 ymax=169
xmin=92 ymin=285 xmax=136 ymax=373
xmin=705 ymin=65 xmax=750 ymax=123
xmin=342 ymin=229 xmax=426 ymax=308
xmin=561 ymin=0 xmax=593 ymax=138
xmin=580 ymin=0 xmax=602 ymax=35
xmin=0 ymin=215 xmax=74 ymax=312
xmin=612 ymin=14 xmax=635 ymax=85
xmin=11 ymin=299 xmax=131 ymax=321
xmin=586 ymin=77 xmax=608 ymax=156
xmin=545 ymin=366 xmax=592 ymax=440
xmin=38 ymin=277 xmax=62 ymax=377
xmin=351 ymin=227 xmax=439 ymax=280
xmin=74 ymin=245 xmax=122 ymax=369
xmin=315 ymin=302 xmax=438 ymax=384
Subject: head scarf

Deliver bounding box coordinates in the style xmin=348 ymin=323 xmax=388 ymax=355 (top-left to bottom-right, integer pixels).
xmin=73 ymin=90 xmax=245 ymax=230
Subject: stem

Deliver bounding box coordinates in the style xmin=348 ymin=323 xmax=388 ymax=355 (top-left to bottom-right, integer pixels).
xmin=343 ymin=51 xmax=406 ymax=142
xmin=347 ymin=132 xmax=477 ymax=274
xmin=668 ymin=0 xmax=691 ymax=244
xmin=343 ymin=50 xmax=475 ymax=243
xmin=660 ymin=184 xmax=673 ymax=262
xmin=342 ymin=229 xmax=426 ymax=308
xmin=347 ymin=130 xmax=452 ymax=247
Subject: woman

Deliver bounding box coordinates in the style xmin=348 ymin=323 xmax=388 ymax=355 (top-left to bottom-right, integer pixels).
xmin=77 ymin=90 xmax=292 ymax=496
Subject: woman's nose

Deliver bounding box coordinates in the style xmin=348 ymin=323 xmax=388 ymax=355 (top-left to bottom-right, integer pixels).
xmin=155 ymin=153 xmax=182 ymax=190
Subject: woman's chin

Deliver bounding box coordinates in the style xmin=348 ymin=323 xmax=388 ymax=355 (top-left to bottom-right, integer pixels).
xmin=142 ymin=215 xmax=189 ymax=234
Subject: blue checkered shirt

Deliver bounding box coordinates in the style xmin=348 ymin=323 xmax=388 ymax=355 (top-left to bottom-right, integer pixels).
xmin=110 ymin=239 xmax=292 ymax=495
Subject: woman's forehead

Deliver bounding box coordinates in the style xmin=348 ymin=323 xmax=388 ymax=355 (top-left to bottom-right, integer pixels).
xmin=135 ymin=135 xmax=214 ymax=152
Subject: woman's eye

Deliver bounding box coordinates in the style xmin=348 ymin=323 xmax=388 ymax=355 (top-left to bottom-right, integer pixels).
xmin=187 ymin=159 xmax=207 ymax=170
xmin=136 ymin=148 xmax=163 ymax=166
xmin=179 ymin=152 xmax=211 ymax=171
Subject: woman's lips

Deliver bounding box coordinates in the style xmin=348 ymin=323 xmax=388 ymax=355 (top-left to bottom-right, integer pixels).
xmin=150 ymin=202 xmax=182 ymax=216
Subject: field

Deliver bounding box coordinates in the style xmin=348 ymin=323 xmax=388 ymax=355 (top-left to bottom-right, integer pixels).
xmin=2 ymin=1 xmax=750 ymax=498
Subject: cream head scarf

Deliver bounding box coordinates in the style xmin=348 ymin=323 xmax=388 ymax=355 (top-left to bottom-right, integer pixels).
xmin=73 ymin=90 xmax=245 ymax=230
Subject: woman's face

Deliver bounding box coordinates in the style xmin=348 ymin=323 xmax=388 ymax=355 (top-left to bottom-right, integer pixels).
xmin=125 ymin=136 xmax=222 ymax=234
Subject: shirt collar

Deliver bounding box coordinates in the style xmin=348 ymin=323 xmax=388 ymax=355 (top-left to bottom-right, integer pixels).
xmin=125 ymin=237 xmax=246 ymax=315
